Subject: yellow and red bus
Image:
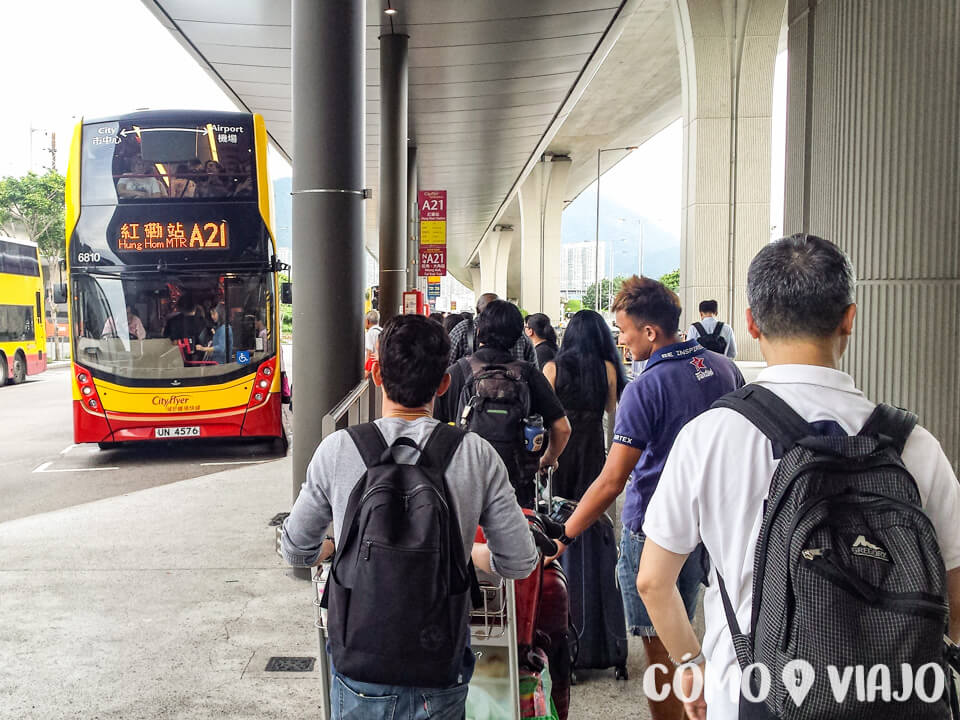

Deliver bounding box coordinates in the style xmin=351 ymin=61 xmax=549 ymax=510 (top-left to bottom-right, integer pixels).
xmin=65 ymin=110 xmax=285 ymax=448
xmin=0 ymin=237 xmax=47 ymax=385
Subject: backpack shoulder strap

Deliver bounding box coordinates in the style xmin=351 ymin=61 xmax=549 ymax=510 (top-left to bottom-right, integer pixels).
xmin=345 ymin=423 xmax=389 ymax=468
xmin=714 ymin=321 xmax=724 ymax=334
xmin=858 ymin=403 xmax=917 ymax=454
xmin=418 ymin=422 xmax=466 ymax=475
xmin=692 ymin=322 xmax=706 ymax=337
xmin=712 ymin=384 xmax=813 ymax=456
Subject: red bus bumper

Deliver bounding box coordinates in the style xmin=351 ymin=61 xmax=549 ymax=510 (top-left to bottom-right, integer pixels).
xmin=74 ymin=393 xmax=283 ymax=444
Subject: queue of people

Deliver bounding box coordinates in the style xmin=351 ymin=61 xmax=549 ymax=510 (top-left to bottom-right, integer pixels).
xmin=283 ymin=234 xmax=960 ymax=720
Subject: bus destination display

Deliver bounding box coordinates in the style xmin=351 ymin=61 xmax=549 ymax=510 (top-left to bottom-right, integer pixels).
xmin=116 ymin=221 xmax=229 ymax=252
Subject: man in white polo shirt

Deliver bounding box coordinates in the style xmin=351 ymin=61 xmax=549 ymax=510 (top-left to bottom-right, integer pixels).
xmin=635 ymin=234 xmax=960 ymax=720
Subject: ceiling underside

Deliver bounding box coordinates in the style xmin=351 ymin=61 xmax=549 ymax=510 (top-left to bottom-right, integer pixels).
xmin=143 ymin=0 xmax=683 ymax=287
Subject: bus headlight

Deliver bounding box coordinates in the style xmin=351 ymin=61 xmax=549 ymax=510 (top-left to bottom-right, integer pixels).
xmin=262 ymin=367 xmax=272 ymax=376
xmin=258 ymin=379 xmax=269 ymax=389
xmin=87 ymin=399 xmax=98 ymax=410
xmin=254 ymin=393 xmax=264 ymax=402
xmin=81 ymin=386 xmax=93 ymax=396
xmin=77 ymin=373 xmax=89 ymax=384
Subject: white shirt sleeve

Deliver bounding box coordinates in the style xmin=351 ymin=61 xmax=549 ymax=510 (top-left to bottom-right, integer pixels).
xmin=642 ymin=422 xmax=703 ymax=554
xmin=724 ymin=325 xmax=737 ymax=359
xmin=685 ymin=324 xmax=699 ymax=341
xmin=903 ymin=427 xmax=960 ymax=570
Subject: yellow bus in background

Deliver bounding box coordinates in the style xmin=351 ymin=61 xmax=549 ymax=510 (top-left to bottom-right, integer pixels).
xmin=0 ymin=237 xmax=47 ymax=385
xmin=64 ymin=110 xmax=285 ymax=448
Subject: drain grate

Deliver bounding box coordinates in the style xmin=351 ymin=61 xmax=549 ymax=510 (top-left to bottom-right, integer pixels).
xmin=265 ymin=656 xmax=316 ymax=672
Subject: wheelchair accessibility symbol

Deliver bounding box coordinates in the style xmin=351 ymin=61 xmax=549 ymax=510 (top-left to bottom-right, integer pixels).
xmin=237 ymin=351 xmax=251 ymax=365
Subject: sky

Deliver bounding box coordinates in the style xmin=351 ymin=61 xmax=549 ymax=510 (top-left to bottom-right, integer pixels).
xmin=0 ymin=1 xmax=786 ymax=271
xmin=0 ymin=0 xmax=291 ymax=180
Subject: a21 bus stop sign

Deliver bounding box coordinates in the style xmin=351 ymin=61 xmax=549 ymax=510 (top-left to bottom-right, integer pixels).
xmin=418 ymin=190 xmax=447 ymax=248
xmin=419 ymin=246 xmax=446 ymax=276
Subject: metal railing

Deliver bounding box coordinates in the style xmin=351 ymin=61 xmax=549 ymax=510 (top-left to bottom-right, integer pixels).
xmin=311 ymin=376 xmax=380 ymax=720
xmin=320 ymin=376 xmax=382 ymax=439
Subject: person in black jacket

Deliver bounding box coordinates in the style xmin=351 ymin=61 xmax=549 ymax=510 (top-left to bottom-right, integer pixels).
xmin=525 ymin=313 xmax=559 ymax=367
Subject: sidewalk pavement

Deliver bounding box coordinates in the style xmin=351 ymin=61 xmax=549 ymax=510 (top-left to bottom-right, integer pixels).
xmin=0 ymin=456 xmax=327 ymax=720
xmin=0 ymin=452 xmax=683 ymax=720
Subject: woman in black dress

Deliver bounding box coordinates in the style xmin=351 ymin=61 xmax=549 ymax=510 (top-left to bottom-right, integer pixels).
xmin=525 ymin=313 xmax=559 ymax=368
xmin=542 ymin=310 xmax=627 ymax=501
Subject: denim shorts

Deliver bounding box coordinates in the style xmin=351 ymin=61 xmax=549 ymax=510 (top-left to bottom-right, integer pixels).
xmin=331 ymin=671 xmax=469 ymax=720
xmin=616 ymin=526 xmax=704 ymax=637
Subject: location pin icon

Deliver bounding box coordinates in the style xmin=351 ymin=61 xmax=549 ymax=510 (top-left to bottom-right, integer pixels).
xmin=782 ymin=659 xmax=815 ymax=707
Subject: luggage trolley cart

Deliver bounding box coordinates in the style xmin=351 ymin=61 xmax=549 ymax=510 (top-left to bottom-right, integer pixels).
xmin=311 ymin=561 xmax=522 ymax=720
xmin=468 ymin=574 xmax=521 ymax=719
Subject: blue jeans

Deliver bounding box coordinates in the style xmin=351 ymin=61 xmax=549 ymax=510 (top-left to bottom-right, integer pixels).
xmin=331 ymin=672 xmax=470 ymax=720
xmin=617 ymin=526 xmax=704 ymax=636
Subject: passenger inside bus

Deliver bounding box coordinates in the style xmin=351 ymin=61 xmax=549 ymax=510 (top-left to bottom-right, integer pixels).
xmin=162 ymin=294 xmax=208 ymax=362
xmin=196 ymin=303 xmax=233 ymax=364
xmin=169 ymin=164 xmax=197 ymax=199
xmin=101 ymin=305 xmax=146 ymax=341
xmin=116 ymin=157 xmax=167 ymax=199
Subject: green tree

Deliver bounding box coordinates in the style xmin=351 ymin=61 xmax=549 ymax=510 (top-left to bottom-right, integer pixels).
xmin=659 ymin=268 xmax=680 ymax=292
xmin=583 ymin=276 xmax=626 ymax=311
xmin=564 ymin=299 xmax=583 ymax=315
xmin=0 ymin=171 xmax=66 ymax=260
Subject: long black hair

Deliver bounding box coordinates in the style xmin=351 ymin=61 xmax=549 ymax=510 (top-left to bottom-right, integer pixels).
xmin=525 ymin=313 xmax=558 ymax=350
xmin=554 ymin=310 xmax=628 ymax=401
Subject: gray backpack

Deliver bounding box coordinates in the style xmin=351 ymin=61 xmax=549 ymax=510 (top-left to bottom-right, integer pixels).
xmin=713 ymin=385 xmax=955 ymax=719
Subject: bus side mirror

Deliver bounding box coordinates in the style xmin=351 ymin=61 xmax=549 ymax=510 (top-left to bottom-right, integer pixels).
xmin=53 ymin=283 xmax=67 ymax=304
xmin=280 ymin=282 xmax=292 ymax=304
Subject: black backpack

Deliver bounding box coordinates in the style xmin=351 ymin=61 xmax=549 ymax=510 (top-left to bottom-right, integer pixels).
xmin=456 ymin=356 xmax=531 ymax=489
xmin=324 ymin=422 xmax=471 ymax=687
xmin=693 ymin=320 xmax=727 ymax=354
xmin=713 ymin=385 xmax=955 ymax=719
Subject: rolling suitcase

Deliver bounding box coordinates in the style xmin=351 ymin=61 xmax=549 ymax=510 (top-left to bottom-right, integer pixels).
xmin=560 ymin=512 xmax=628 ymax=679
xmin=537 ymin=560 xmax=571 ymax=719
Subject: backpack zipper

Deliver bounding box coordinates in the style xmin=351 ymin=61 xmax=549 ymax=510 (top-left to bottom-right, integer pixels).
xmin=801 ymin=549 xmax=947 ymax=619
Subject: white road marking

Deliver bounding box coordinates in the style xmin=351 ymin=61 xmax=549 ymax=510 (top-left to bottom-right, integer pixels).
xmin=60 ymin=444 xmax=79 ymax=455
xmin=199 ymin=460 xmax=265 ymax=467
xmin=33 ymin=462 xmax=119 ymax=473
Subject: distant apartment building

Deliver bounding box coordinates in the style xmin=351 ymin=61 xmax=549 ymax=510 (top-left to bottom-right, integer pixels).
xmin=561 ymin=241 xmax=604 ymax=297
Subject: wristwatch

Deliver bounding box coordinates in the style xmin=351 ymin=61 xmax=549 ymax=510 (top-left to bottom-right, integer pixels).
xmin=558 ymin=533 xmax=575 ymax=547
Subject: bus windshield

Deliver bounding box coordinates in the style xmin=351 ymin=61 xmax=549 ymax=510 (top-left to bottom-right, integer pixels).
xmin=72 ymin=271 xmax=275 ymax=382
xmin=82 ymin=116 xmax=255 ymax=205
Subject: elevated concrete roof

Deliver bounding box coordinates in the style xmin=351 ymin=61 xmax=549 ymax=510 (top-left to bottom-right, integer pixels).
xmin=142 ymin=0 xmax=683 ymax=287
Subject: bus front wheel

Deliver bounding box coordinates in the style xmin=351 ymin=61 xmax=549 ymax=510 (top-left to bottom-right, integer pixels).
xmin=11 ymin=352 xmax=27 ymax=384
xmin=0 ymin=353 xmax=7 ymax=385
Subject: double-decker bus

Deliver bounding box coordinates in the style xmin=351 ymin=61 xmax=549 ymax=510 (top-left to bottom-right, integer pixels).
xmin=0 ymin=237 xmax=46 ymax=385
xmin=65 ymin=110 xmax=285 ymax=448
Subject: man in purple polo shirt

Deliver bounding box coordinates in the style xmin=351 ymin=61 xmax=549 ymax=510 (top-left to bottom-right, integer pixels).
xmin=554 ymin=276 xmax=743 ymax=720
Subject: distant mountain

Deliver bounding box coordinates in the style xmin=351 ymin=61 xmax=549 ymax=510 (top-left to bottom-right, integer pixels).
xmin=273 ymin=177 xmax=292 ymax=249
xmin=562 ymin=195 xmax=680 ymax=279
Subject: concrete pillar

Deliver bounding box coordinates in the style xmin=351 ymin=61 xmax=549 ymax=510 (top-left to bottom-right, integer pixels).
xmin=518 ymin=156 xmax=571 ymax=317
xmin=378 ymin=33 xmax=409 ymax=323
xmin=673 ymin=0 xmax=784 ymax=360
xmin=785 ymin=0 xmax=960 ymax=467
xmin=468 ymin=267 xmax=482 ymax=298
xmin=478 ymin=227 xmax=513 ymax=299
xmin=291 ymin=0 xmax=365 ymax=500
xmin=406 ymin=146 xmax=418 ymax=290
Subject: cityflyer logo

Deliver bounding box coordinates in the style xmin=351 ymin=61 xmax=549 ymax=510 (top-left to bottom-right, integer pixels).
xmin=152 ymin=395 xmax=200 ymax=413
xmin=641 ymin=658 xmax=948 ymax=707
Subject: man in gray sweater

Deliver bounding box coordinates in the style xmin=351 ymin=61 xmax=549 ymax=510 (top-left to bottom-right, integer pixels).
xmin=282 ymin=313 xmax=538 ymax=719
